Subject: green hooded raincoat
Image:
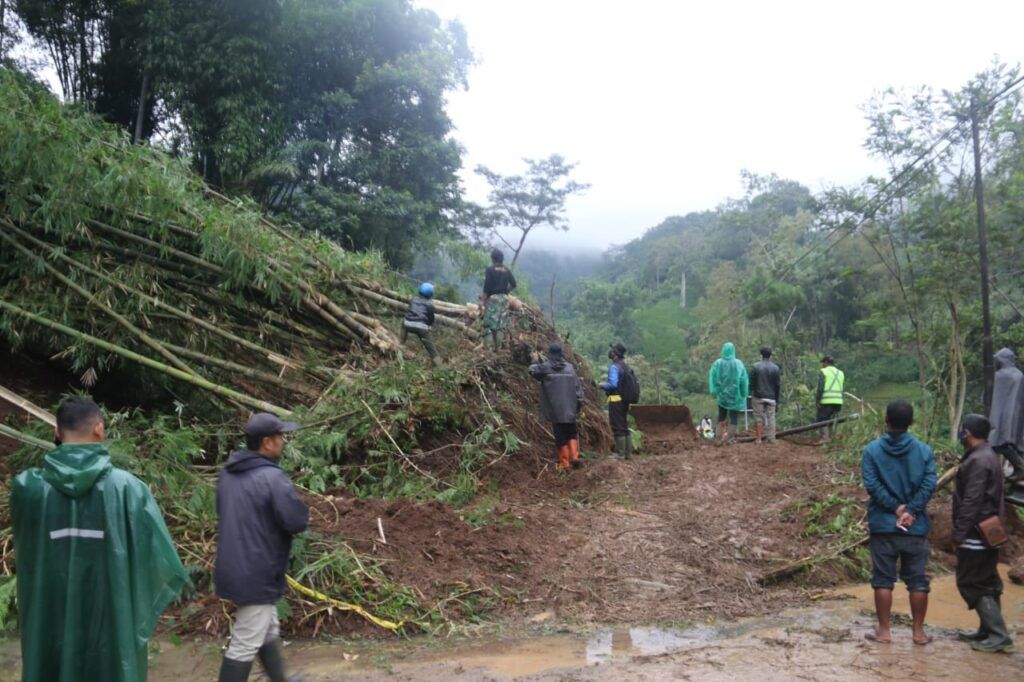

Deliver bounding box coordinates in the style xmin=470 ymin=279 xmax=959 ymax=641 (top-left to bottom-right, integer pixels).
xmin=10 ymin=443 xmax=188 ymax=682
xmin=709 ymin=342 xmax=750 ymax=411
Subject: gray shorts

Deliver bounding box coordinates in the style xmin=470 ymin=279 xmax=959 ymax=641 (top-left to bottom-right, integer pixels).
xmin=869 ymin=533 xmax=930 ymax=592
xmin=225 ymin=604 xmax=280 ymax=662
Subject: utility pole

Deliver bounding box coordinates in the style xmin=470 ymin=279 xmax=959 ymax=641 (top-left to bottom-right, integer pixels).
xmin=970 ymin=95 xmax=995 ymax=414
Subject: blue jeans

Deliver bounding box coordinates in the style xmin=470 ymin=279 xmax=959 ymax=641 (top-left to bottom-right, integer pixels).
xmin=869 ymin=533 xmax=930 ymax=592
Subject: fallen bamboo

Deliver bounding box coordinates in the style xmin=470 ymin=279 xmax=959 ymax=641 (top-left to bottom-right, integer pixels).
xmin=0 ymin=384 xmax=57 ymax=427
xmin=759 ymin=533 xmax=868 ymax=585
xmin=353 ymin=286 xmax=479 ymax=339
xmin=733 ymin=413 xmax=861 ymax=442
xmin=0 ymin=223 xmax=201 ymax=378
xmin=163 ymin=343 xmax=315 ymax=397
xmin=0 ymin=300 xmax=294 ymax=417
xmin=0 ymin=423 xmax=55 ymax=451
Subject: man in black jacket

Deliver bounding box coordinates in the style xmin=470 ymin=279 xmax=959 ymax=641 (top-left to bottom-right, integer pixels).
xmin=749 ymin=347 xmax=781 ymax=444
xmin=952 ymin=414 xmax=1013 ymax=653
xmin=530 ymin=342 xmax=585 ymax=469
xmin=401 ymin=282 xmax=442 ymax=367
xmin=216 ymin=413 xmax=310 ymax=681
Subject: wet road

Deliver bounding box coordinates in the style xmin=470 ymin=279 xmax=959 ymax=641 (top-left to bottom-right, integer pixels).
xmin=1 ymin=568 xmax=1021 ymax=680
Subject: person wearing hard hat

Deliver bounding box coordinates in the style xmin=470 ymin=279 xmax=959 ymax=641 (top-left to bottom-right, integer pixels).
xmin=530 ymin=342 xmax=585 ymax=470
xmin=401 ymin=282 xmax=443 ymax=367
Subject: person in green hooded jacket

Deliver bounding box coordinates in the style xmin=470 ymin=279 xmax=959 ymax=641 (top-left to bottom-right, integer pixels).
xmin=10 ymin=396 xmax=189 ymax=682
xmin=708 ymin=342 xmax=749 ymax=441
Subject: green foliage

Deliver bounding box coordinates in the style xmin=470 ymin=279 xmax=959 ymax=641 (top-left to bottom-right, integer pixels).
xmin=0 ymin=575 xmax=17 ymax=631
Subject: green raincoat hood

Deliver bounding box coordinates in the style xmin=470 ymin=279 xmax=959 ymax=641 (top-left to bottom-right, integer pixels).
xmin=720 ymin=342 xmax=736 ymax=360
xmin=43 ymin=443 xmax=113 ymax=498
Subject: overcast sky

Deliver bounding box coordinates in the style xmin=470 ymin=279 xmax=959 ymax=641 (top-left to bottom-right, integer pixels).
xmin=418 ymin=0 xmax=1024 ymax=251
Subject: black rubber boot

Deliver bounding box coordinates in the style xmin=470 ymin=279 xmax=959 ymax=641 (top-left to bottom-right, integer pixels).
xmin=970 ymin=595 xmax=1014 ymax=653
xmin=956 ymin=624 xmax=987 ymax=641
xmin=218 ymin=656 xmax=253 ymax=682
xmin=624 ymin=433 xmax=633 ymax=459
xmin=257 ymin=639 xmax=304 ymax=682
xmin=613 ymin=435 xmax=628 ymax=459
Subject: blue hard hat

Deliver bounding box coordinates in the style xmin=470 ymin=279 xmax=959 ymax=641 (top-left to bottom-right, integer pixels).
xmin=418 ymin=282 xmax=435 ymax=298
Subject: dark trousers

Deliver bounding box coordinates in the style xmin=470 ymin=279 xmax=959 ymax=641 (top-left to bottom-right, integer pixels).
xmin=609 ymin=400 xmax=630 ymax=437
xmin=956 ymin=548 xmax=1002 ymax=609
xmin=717 ymin=405 xmax=739 ymax=425
xmin=816 ymin=403 xmax=841 ymax=437
xmin=553 ymin=422 xmax=578 ymax=447
xmin=400 ymin=325 xmax=438 ymax=359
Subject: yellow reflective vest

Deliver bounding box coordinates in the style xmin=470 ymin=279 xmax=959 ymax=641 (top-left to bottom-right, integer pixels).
xmin=819 ymin=366 xmax=845 ymax=405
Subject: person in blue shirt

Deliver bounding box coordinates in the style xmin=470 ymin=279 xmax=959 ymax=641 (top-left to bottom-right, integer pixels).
xmin=861 ymin=399 xmax=937 ymax=646
xmin=599 ymin=343 xmax=632 ymax=458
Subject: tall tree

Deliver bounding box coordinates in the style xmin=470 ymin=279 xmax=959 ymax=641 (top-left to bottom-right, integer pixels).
xmin=473 ymin=154 xmax=589 ymax=268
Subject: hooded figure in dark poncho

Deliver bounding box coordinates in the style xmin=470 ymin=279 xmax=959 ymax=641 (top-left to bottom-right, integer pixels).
xmin=990 ymin=347 xmax=1024 ymax=482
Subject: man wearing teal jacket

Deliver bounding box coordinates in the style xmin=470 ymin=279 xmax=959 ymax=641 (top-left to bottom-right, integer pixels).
xmin=861 ymin=400 xmax=937 ymax=646
xmin=708 ymin=342 xmax=749 ymax=441
xmin=11 ymin=396 xmax=188 ymax=682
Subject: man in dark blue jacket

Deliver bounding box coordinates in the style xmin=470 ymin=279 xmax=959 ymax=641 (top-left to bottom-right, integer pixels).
xmin=216 ymin=413 xmax=309 ymax=682
xmin=861 ymin=399 xmax=937 ymax=646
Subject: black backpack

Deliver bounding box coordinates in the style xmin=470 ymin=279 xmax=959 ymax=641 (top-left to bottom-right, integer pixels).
xmin=617 ymin=362 xmax=641 ymax=404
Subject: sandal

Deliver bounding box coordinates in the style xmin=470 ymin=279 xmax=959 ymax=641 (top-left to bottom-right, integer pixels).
xmin=913 ymin=634 xmax=933 ymax=646
xmin=864 ymin=631 xmax=891 ymax=644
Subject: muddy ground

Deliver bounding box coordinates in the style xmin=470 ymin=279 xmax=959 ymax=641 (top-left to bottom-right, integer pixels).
xmin=169 ymin=427 xmax=1020 ymax=639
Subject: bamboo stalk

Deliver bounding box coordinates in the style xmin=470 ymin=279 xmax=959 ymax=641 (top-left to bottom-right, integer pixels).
xmin=83 ymin=217 xmax=224 ymax=274
xmin=7 ymin=222 xmax=324 ymax=378
xmin=0 ymin=223 xmax=201 ymax=377
xmin=353 ymin=286 xmax=479 ymax=338
xmin=0 ymin=384 xmax=56 ymax=426
xmin=0 ymin=423 xmax=55 ymax=451
xmin=163 ymin=343 xmax=315 ymax=396
xmin=0 ymin=300 xmax=294 ymax=417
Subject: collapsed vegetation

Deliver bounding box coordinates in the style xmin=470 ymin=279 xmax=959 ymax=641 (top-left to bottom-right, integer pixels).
xmin=0 ymin=68 xmax=613 ymax=636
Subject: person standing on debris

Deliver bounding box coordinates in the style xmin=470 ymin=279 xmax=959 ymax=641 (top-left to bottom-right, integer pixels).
xmin=10 ymin=396 xmax=189 ymax=682
xmin=708 ymin=341 xmax=749 ymax=441
xmin=481 ymin=248 xmax=517 ymax=351
xmin=600 ymin=343 xmax=637 ymax=458
xmin=216 ymin=413 xmax=310 ymax=682
xmin=530 ymin=342 xmax=585 ymax=470
xmin=749 ymin=346 xmax=781 ymax=444
xmin=815 ymin=355 xmax=845 ymax=442
xmin=401 ymin=282 xmax=443 ymax=367
xmin=861 ymin=399 xmax=937 ymax=646
xmin=989 ymin=348 xmax=1024 ymax=482
xmin=951 ymin=414 xmax=1014 ymax=653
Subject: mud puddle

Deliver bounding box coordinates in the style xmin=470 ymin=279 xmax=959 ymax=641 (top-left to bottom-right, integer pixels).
xmin=1 ymin=569 xmax=1021 ymax=680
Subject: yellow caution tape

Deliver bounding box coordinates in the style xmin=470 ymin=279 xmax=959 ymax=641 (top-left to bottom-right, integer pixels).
xmin=286 ymin=575 xmax=405 ymax=631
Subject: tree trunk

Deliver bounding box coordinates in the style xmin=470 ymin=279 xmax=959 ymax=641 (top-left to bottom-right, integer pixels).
xmin=133 ymin=71 xmax=149 ymax=144
xmin=680 ymin=269 xmax=686 ymax=308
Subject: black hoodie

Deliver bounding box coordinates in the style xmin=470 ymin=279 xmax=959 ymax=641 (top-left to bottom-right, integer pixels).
xmin=215 ymin=450 xmax=309 ymax=604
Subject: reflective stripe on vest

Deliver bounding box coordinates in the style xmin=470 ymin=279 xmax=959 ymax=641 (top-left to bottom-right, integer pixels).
xmin=820 ymin=366 xmax=844 ymax=405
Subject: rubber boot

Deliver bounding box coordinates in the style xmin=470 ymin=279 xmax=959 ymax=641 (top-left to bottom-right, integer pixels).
xmin=957 ymin=621 xmax=988 ymax=641
xmin=494 ymin=330 xmax=505 ymax=351
xmin=623 ymin=433 xmax=633 ymax=459
xmin=613 ymin=435 xmax=628 ymax=459
xmin=970 ymin=595 xmax=1014 ymax=652
xmin=569 ymin=438 xmax=582 ymax=469
xmin=717 ymin=420 xmax=728 ymax=442
xmin=218 ymin=656 xmax=253 ymax=682
xmin=432 ymin=354 xmax=444 ymax=368
xmin=557 ymin=445 xmax=571 ymax=470
xmin=257 ymin=639 xmax=304 ymax=682
xmin=755 ymin=422 xmax=763 ymax=444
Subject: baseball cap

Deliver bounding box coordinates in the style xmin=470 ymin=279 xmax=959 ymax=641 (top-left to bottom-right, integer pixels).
xmin=244 ymin=412 xmax=299 ymax=440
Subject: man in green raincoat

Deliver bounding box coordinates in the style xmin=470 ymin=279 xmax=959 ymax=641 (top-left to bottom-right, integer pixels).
xmin=709 ymin=342 xmax=749 ymax=441
xmin=11 ymin=396 xmax=189 ymax=682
